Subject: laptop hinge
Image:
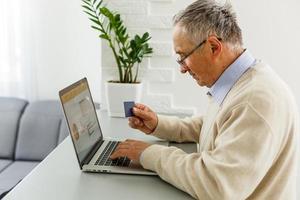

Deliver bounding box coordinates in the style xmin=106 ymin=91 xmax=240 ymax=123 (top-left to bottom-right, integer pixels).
xmin=82 ymin=140 xmax=104 ymax=166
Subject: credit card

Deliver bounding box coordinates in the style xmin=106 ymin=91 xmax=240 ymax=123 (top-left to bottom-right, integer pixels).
xmin=124 ymin=101 xmax=135 ymax=117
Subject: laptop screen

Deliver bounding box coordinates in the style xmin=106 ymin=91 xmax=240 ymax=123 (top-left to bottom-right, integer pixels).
xmin=59 ymin=78 xmax=102 ymax=164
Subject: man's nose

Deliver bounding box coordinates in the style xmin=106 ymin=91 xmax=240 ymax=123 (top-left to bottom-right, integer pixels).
xmin=180 ymin=65 xmax=189 ymax=73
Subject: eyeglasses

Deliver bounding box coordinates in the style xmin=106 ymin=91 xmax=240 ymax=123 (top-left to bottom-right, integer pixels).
xmin=176 ymin=39 xmax=206 ymax=66
xmin=176 ymin=37 xmax=222 ymax=66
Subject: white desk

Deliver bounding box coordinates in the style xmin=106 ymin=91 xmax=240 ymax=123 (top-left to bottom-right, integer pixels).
xmin=4 ymin=111 xmax=195 ymax=200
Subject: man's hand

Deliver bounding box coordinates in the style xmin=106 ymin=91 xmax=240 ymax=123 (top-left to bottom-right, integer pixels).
xmin=110 ymin=139 xmax=151 ymax=164
xmin=128 ymin=103 xmax=158 ymax=135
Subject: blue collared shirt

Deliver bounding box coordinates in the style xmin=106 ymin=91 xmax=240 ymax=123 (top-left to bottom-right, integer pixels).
xmin=208 ymin=50 xmax=256 ymax=105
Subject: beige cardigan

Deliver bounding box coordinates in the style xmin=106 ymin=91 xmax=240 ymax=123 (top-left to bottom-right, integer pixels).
xmin=140 ymin=62 xmax=299 ymax=200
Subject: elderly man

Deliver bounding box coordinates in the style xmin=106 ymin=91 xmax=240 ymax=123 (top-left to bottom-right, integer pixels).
xmin=110 ymin=0 xmax=299 ymax=199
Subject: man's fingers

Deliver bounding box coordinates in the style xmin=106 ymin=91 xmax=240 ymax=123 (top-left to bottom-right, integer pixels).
xmin=129 ymin=117 xmax=142 ymax=126
xmin=115 ymin=143 xmax=130 ymax=151
xmin=134 ymin=103 xmax=146 ymax=110
xmin=128 ymin=121 xmax=137 ymax=129
xmin=134 ymin=103 xmax=152 ymax=112
xmin=110 ymin=150 xmax=126 ymax=160
xmin=125 ymin=139 xmax=139 ymax=143
xmin=132 ymin=107 xmax=152 ymax=120
xmin=128 ymin=118 xmax=144 ymax=130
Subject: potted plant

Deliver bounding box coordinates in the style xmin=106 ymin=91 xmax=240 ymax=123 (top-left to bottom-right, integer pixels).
xmin=82 ymin=0 xmax=153 ymax=117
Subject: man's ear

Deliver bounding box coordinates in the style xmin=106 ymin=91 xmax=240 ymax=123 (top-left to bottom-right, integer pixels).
xmin=208 ymin=36 xmax=222 ymax=56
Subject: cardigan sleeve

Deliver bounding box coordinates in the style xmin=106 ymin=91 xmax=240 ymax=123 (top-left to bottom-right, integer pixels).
xmin=140 ymin=103 xmax=277 ymax=200
xmin=150 ymin=114 xmax=203 ymax=143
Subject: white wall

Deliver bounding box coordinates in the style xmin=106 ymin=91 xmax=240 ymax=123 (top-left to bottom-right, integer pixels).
xmin=101 ymin=0 xmax=300 ymax=117
xmin=235 ymin=0 xmax=300 ymax=107
xmin=19 ymin=0 xmax=102 ymax=102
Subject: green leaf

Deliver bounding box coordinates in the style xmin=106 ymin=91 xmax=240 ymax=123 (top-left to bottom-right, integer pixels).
xmin=121 ymin=27 xmax=127 ymax=35
xmin=82 ymin=0 xmax=91 ymax=6
xmin=99 ymin=34 xmax=110 ymax=40
xmin=107 ymin=22 xmax=112 ymax=32
xmin=142 ymin=36 xmax=151 ymax=44
xmin=142 ymin=32 xmax=149 ymax=40
xmin=134 ymin=35 xmax=141 ymax=45
xmin=88 ymin=18 xmax=101 ymax=26
xmin=83 ymin=11 xmax=97 ymax=20
xmin=130 ymin=40 xmax=136 ymax=48
xmin=91 ymin=25 xmax=103 ymax=32
xmin=115 ymin=14 xmax=121 ymax=22
xmin=96 ymin=0 xmax=103 ymax=10
xmin=141 ymin=33 xmax=151 ymax=44
xmin=82 ymin=5 xmax=94 ymax=13
xmin=100 ymin=7 xmax=113 ymax=20
xmin=82 ymin=0 xmax=153 ymax=83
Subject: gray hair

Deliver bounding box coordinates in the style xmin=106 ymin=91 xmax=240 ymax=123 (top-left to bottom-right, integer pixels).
xmin=173 ymin=0 xmax=243 ymax=49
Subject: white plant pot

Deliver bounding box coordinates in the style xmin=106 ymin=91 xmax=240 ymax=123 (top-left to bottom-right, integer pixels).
xmin=105 ymin=81 xmax=143 ymax=117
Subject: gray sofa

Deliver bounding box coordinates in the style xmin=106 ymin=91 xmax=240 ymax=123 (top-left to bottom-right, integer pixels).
xmin=0 ymin=97 xmax=69 ymax=198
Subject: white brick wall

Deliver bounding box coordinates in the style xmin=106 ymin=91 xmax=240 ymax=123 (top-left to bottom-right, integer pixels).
xmin=101 ymin=0 xmax=206 ymax=116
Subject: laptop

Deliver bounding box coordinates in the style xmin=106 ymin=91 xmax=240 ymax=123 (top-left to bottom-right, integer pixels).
xmin=59 ymin=78 xmax=161 ymax=175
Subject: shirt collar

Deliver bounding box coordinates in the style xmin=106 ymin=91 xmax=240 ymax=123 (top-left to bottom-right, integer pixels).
xmin=208 ymin=49 xmax=256 ymax=105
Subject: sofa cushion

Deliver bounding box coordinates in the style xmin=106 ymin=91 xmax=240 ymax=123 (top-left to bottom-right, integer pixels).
xmin=0 ymin=160 xmax=12 ymax=173
xmin=0 ymin=98 xmax=28 ymax=159
xmin=14 ymin=100 xmax=67 ymax=161
xmin=0 ymin=161 xmax=39 ymax=196
xmin=58 ymin=119 xmax=69 ymax=144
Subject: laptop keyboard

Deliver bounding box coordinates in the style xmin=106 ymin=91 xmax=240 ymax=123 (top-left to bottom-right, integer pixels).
xmin=95 ymin=141 xmax=131 ymax=167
